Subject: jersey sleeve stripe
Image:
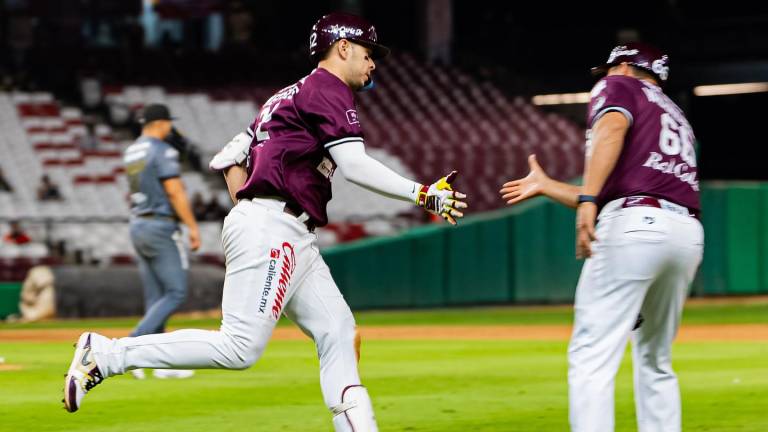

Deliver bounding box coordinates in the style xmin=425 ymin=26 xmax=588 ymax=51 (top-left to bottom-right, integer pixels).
xmin=592 ymin=106 xmax=634 ymax=128
xmin=323 ymin=136 xmax=364 ymax=149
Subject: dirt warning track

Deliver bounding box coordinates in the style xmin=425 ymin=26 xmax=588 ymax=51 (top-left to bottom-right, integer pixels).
xmin=2 ymin=324 xmax=767 ymax=343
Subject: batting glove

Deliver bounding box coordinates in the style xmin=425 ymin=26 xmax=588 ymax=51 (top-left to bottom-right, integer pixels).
xmin=208 ymin=129 xmax=253 ymax=171
xmin=416 ymin=171 xmax=468 ymax=225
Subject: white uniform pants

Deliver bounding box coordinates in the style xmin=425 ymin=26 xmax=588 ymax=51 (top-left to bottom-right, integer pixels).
xmin=568 ymin=199 xmax=704 ymax=432
xmin=92 ymin=199 xmax=370 ymax=429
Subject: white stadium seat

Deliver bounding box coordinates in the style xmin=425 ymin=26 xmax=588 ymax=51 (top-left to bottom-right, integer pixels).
xmin=1 ymin=59 xmax=585 ymax=257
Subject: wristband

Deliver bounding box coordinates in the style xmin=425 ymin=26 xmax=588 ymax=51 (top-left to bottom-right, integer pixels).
xmin=416 ymin=184 xmax=429 ymax=206
xmin=577 ymin=194 xmax=597 ymax=204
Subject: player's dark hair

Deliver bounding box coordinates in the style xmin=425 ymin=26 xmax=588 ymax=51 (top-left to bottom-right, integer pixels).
xmin=318 ymin=40 xmax=341 ymax=62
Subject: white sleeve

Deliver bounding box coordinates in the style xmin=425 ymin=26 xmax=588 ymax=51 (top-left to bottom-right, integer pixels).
xmin=328 ymin=140 xmax=421 ymax=202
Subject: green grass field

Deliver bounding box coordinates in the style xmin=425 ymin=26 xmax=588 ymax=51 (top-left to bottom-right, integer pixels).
xmin=1 ymin=301 xmax=767 ymax=431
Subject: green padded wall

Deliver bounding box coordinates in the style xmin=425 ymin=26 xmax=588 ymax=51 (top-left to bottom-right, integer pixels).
xmin=322 ymin=182 xmax=766 ymax=310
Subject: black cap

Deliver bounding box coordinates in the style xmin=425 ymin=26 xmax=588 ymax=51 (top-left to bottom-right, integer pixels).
xmin=138 ymin=104 xmax=176 ymax=124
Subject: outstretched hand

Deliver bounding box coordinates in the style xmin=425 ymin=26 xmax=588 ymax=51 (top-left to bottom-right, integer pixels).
xmin=500 ymin=154 xmax=550 ymax=205
xmin=417 ymin=171 xmax=468 ymax=225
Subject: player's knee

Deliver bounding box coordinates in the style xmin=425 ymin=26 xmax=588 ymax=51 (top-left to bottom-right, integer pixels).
xmin=165 ymin=285 xmax=188 ymax=307
xmin=217 ymin=318 xmax=274 ymax=370
xmin=169 ymin=283 xmax=188 ymax=300
xmin=231 ymin=343 xmax=264 ymax=370
xmin=230 ymin=352 xmax=258 ymax=370
xmin=223 ymin=334 xmax=267 ymax=370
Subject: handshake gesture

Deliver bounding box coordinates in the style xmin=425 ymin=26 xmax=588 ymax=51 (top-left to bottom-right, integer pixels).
xmin=499 ymin=155 xmax=550 ymax=205
xmin=499 ymin=154 xmax=596 ymax=258
xmin=416 ymin=171 xmax=468 ymax=225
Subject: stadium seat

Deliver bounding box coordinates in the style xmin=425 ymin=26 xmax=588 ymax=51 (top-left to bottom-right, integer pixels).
xmin=0 ymin=54 xmax=585 ymax=258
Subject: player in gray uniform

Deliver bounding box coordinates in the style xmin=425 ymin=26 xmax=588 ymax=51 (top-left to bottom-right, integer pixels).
xmin=500 ymin=43 xmax=703 ymax=432
xmin=122 ymin=104 xmax=200 ymax=379
xmin=63 ymin=13 xmax=467 ymax=431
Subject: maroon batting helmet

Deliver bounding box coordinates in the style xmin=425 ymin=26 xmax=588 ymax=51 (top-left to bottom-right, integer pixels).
xmin=309 ymin=12 xmax=390 ymax=61
xmin=591 ymin=42 xmax=670 ymax=83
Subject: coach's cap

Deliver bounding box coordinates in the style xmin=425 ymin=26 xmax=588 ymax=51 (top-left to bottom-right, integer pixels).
xmin=138 ymin=104 xmax=176 ymax=124
xmin=591 ymin=42 xmax=669 ymax=83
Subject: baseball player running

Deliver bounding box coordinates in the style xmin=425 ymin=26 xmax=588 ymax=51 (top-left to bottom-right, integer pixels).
xmin=63 ymin=12 xmax=467 ymax=432
xmin=124 ymin=104 xmax=198 ymax=380
xmin=500 ymin=43 xmax=703 ymax=432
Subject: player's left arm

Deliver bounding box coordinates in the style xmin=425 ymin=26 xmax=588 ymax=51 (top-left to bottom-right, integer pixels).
xmin=576 ymin=111 xmax=629 ymax=258
xmin=222 ymin=165 xmax=248 ymax=205
xmin=209 ymin=128 xmax=254 ymax=204
xmin=328 ymin=141 xmax=468 ymax=224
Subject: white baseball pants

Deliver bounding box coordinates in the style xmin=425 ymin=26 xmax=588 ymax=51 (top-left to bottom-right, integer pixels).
xmin=568 ymin=199 xmax=704 ymax=432
xmin=91 ymin=198 xmax=377 ymax=431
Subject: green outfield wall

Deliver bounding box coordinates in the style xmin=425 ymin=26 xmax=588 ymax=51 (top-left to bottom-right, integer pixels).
xmin=323 ymin=182 xmax=768 ymax=309
xmin=0 ymin=282 xmax=21 ymax=319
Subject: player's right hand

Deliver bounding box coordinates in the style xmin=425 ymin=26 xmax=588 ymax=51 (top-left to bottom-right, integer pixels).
xmin=416 ymin=171 xmax=468 ymax=225
xmin=576 ymin=202 xmax=597 ymax=259
xmin=189 ymin=226 xmax=201 ymax=252
xmin=500 ymin=154 xmax=550 ymax=205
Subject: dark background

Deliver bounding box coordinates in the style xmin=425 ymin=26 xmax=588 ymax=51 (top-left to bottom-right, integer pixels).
xmin=1 ymin=0 xmax=766 ymax=180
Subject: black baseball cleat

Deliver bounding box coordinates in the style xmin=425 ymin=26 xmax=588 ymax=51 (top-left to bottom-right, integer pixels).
xmin=63 ymin=333 xmax=105 ymax=413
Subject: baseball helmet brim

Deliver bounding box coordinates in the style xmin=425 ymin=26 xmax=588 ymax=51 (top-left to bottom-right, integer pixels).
xmin=351 ymin=39 xmax=390 ymax=60
xmin=590 ymin=61 xmax=665 ymax=84
xmin=590 ymin=64 xmax=612 ymax=77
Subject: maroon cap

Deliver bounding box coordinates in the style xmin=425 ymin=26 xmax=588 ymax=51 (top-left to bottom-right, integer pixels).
xmin=309 ymin=12 xmax=390 ymax=61
xmin=591 ymin=42 xmax=670 ymax=82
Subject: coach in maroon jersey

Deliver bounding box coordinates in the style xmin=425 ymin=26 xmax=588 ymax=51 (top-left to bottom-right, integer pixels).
xmin=501 ymin=42 xmax=703 ymax=432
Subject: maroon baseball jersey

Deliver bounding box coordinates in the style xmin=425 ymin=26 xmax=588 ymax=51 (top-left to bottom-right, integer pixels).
xmin=236 ymin=68 xmax=364 ymax=226
xmin=587 ymin=75 xmax=700 ymax=210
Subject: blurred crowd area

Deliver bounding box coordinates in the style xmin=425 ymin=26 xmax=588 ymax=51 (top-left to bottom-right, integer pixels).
xmin=0 ymin=0 xmax=330 ymax=97
xmin=8 ymin=1 xmax=765 ymax=267
xmin=0 ymin=2 xmax=588 ymax=267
